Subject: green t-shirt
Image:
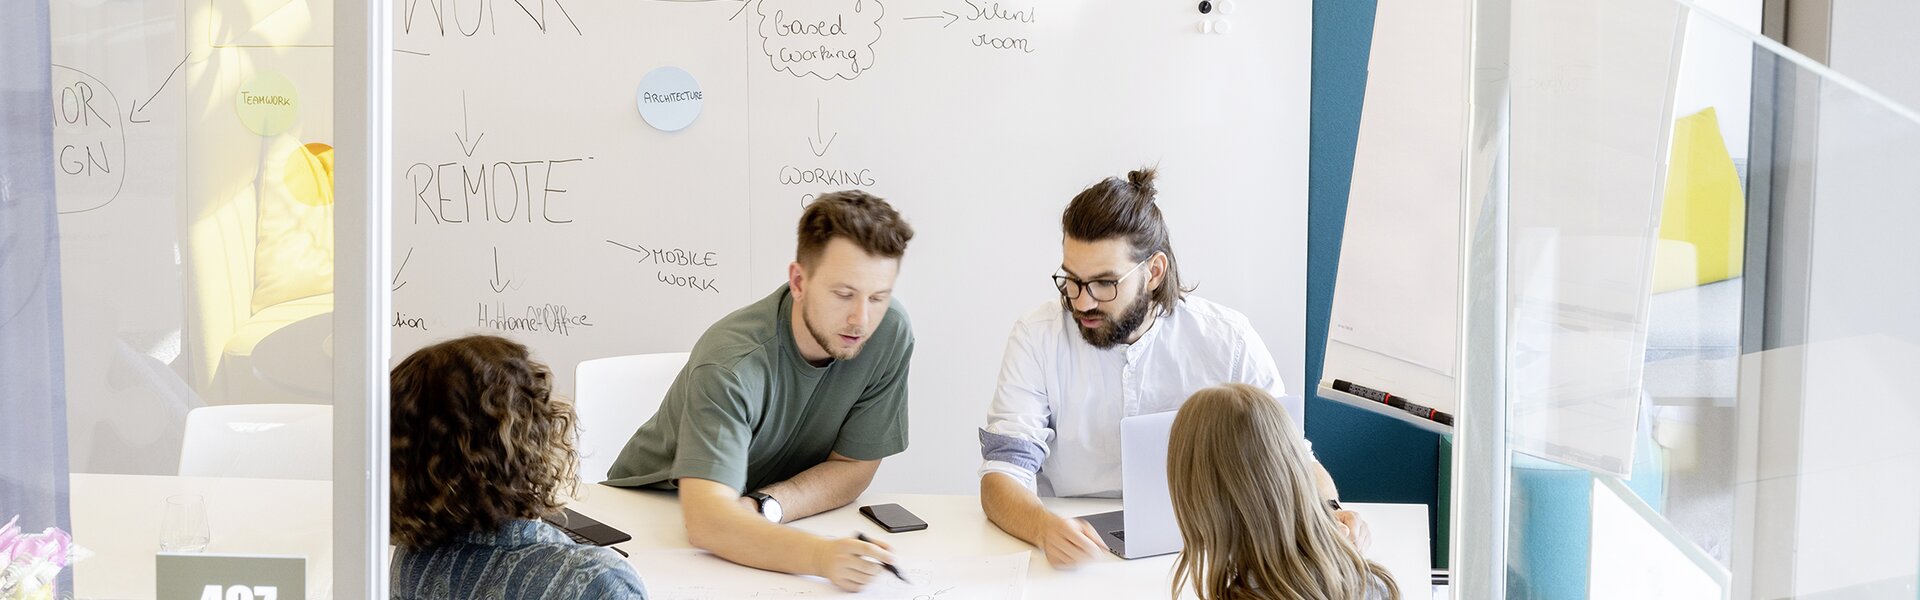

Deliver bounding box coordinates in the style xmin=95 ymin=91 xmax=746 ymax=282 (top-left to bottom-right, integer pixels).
xmin=603 ymin=284 xmax=913 ymax=493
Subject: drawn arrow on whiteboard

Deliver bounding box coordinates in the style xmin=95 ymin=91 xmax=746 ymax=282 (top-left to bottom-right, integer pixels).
xmin=903 ymin=11 xmax=959 ymax=27
xmin=393 ymin=247 xmax=414 ymax=292
xmin=488 ymin=246 xmax=520 ymax=293
xmin=807 ymin=99 xmax=837 ymax=157
xmin=456 ymin=91 xmax=485 ymax=157
xmin=128 ymin=53 xmax=190 ymax=124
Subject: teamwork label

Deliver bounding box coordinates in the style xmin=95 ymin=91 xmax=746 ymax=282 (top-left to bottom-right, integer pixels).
xmin=236 ymin=71 xmax=300 ymax=136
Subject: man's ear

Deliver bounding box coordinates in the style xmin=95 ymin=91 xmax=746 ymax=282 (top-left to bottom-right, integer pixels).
xmin=1147 ymin=251 xmax=1169 ymax=292
xmin=788 ymin=261 xmax=807 ymax=296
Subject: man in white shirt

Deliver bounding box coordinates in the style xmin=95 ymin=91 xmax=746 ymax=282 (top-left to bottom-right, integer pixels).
xmin=978 ymin=167 xmax=1368 ymax=568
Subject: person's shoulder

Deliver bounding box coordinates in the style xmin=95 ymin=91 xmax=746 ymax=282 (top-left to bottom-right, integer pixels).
xmin=568 ymin=546 xmax=647 ymax=593
xmin=1366 ymin=572 xmax=1396 ymax=600
xmin=513 ymin=542 xmax=647 ymax=598
xmin=688 ymin=287 xmax=787 ymax=371
xmin=1169 ymin=295 xmax=1258 ymax=338
xmin=393 ymin=538 xmax=645 ymax=599
xmin=876 ymin=295 xmax=914 ymax=341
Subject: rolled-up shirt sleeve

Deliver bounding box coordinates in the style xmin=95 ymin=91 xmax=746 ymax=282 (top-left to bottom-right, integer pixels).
xmin=979 ymin=319 xmax=1053 ymax=491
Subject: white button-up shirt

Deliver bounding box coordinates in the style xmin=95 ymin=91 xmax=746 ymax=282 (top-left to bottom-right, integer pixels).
xmin=978 ymin=295 xmax=1303 ymax=498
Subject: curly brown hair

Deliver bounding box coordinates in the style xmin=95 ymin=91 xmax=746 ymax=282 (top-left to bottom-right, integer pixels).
xmin=389 ymin=335 xmax=578 ymax=549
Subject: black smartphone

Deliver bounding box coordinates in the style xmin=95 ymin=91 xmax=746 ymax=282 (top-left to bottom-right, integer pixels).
xmin=859 ymin=503 xmax=929 ymax=533
xmin=542 ymin=507 xmax=633 ymax=547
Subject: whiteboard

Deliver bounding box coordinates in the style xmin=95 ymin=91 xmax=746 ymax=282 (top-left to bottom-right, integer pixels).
xmin=391 ymin=0 xmax=755 ymax=392
xmin=1323 ymin=0 xmax=1468 ymax=418
xmin=393 ymin=0 xmax=1309 ymax=494
xmin=50 ymin=0 xmax=194 ymax=474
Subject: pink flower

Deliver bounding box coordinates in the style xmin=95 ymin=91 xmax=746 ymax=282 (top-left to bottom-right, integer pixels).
xmin=0 ymin=516 xmax=20 ymax=548
xmin=14 ymin=529 xmax=69 ymax=570
xmin=0 ymin=515 xmax=20 ymax=567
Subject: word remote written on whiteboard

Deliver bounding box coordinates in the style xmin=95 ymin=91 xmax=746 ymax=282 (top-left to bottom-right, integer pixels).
xmin=407 ymin=157 xmax=587 ymax=225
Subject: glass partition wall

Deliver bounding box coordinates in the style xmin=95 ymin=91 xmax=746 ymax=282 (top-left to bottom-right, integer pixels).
xmin=5 ymin=0 xmax=386 ymax=597
xmin=1460 ymin=0 xmax=1920 ymax=598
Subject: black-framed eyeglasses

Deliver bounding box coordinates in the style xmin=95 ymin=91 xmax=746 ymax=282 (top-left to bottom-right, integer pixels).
xmin=1053 ymin=259 xmax=1150 ymax=302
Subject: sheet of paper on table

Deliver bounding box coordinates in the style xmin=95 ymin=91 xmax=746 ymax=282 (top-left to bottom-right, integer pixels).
xmin=627 ymin=549 xmax=1030 ymax=599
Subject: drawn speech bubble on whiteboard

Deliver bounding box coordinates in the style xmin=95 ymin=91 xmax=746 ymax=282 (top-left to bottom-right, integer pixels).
xmin=757 ymin=0 xmax=884 ymax=81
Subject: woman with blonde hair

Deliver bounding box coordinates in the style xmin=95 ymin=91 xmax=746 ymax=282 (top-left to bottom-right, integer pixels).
xmin=1167 ymin=383 xmax=1399 ymax=600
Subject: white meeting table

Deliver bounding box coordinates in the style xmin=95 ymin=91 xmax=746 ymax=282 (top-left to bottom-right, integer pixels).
xmin=568 ymin=483 xmax=1433 ymax=600
xmin=67 ymin=473 xmax=1429 ymax=600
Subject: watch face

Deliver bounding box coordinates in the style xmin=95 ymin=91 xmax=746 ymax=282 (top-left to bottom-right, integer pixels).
xmin=760 ymin=497 xmax=783 ymax=523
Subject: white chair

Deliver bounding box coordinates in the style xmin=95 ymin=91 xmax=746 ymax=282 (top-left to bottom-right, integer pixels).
xmin=178 ymin=404 xmax=331 ymax=480
xmin=574 ymin=352 xmax=691 ymax=483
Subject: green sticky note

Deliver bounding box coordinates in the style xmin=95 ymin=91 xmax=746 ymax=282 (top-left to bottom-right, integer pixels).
xmin=236 ymin=71 xmax=299 ymax=136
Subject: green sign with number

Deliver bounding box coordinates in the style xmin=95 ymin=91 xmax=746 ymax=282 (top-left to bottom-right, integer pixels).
xmin=156 ymin=554 xmax=305 ymax=600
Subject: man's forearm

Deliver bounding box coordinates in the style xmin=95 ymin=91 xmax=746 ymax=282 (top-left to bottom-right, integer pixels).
xmin=681 ymin=478 xmax=827 ymax=576
xmin=691 ymin=505 xmax=828 ymax=574
xmin=758 ymin=453 xmax=879 ymax=522
xmin=981 ymin=472 xmax=1054 ymax=546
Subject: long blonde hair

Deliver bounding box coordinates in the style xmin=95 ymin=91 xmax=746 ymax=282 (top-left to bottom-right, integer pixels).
xmin=1167 ymin=384 xmax=1400 ymax=600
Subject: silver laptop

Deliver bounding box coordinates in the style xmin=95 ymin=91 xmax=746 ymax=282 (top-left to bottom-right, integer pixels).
xmin=1080 ymin=409 xmax=1182 ymax=559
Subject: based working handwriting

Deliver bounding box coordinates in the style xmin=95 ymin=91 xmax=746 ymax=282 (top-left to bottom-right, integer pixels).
xmin=757 ymin=0 xmax=883 ymax=81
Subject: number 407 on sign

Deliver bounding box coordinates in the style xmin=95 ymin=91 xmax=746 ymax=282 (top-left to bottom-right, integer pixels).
xmin=201 ymin=585 xmax=278 ymax=600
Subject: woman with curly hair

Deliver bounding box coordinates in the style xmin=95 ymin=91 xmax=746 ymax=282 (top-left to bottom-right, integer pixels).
xmin=1167 ymin=384 xmax=1400 ymax=600
xmin=389 ymin=335 xmax=646 ymax=599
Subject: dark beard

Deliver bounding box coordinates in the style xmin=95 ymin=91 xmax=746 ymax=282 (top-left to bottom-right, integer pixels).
xmin=1070 ymin=291 xmax=1153 ymax=349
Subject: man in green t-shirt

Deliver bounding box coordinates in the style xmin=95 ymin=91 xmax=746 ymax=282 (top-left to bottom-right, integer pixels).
xmin=604 ymin=191 xmax=915 ymax=592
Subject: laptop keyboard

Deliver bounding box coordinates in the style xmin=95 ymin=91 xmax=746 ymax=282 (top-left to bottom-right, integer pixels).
xmin=561 ymin=529 xmax=595 ymax=545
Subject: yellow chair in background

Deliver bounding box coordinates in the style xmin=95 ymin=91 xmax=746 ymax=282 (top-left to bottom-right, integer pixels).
xmin=1653 ymin=107 xmax=1746 ymax=293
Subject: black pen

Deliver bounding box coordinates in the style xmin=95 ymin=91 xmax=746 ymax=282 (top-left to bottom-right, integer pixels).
xmin=854 ymin=532 xmax=910 ymax=583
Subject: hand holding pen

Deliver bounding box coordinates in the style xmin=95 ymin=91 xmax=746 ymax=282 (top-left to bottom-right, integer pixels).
xmin=856 ymin=532 xmax=910 ymax=583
